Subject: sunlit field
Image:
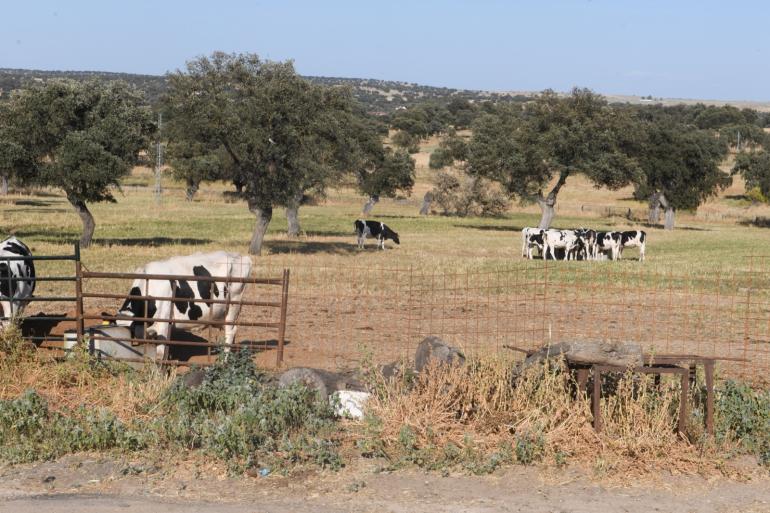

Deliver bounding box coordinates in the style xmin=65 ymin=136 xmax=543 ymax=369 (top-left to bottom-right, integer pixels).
xmin=3 ymin=142 xmax=770 ymax=278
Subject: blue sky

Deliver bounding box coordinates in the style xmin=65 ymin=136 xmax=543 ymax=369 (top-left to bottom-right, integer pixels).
xmin=1 ymin=1 xmax=768 ymax=101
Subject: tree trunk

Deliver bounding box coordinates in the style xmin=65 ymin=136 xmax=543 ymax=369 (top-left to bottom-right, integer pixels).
xmin=233 ymin=179 xmax=245 ymax=195
xmin=0 ymin=175 xmax=7 ymax=195
xmin=537 ymin=199 xmax=556 ymax=230
xmin=658 ymin=191 xmax=675 ymax=230
xmin=535 ymin=170 xmax=569 ymax=230
xmin=362 ymin=195 xmax=379 ymax=215
xmin=648 ymin=191 xmax=661 ymax=224
xmin=419 ymin=191 xmax=433 ymax=215
xmin=664 ymin=206 xmax=675 ymax=230
xmin=248 ymin=202 xmax=273 ymax=255
xmin=68 ymin=197 xmax=96 ymax=248
xmin=185 ymin=179 xmax=199 ymax=202
xmin=285 ymin=191 xmax=303 ymax=238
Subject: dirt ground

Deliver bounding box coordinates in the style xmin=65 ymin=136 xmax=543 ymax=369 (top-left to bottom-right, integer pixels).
xmin=0 ymin=454 xmax=769 ymax=513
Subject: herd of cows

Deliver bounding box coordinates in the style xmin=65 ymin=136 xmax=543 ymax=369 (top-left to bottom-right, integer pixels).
xmin=521 ymin=227 xmax=647 ymax=262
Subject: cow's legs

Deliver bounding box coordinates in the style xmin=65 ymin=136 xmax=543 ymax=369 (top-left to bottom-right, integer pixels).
xmin=147 ymin=301 xmax=172 ymax=361
xmin=223 ymin=301 xmax=243 ymax=353
xmin=639 ymin=242 xmax=645 ymax=262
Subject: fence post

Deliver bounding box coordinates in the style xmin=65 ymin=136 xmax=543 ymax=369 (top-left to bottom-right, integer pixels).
xmin=74 ymin=242 xmax=85 ymax=346
xmin=276 ymin=268 xmax=290 ymax=367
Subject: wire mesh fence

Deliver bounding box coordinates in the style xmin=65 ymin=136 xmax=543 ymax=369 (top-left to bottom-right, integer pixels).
xmin=253 ymin=258 xmax=769 ymax=383
xmin=5 ymin=248 xmax=770 ymax=384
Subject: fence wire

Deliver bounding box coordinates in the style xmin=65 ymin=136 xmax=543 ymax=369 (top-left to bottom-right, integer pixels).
xmin=254 ymin=258 xmax=769 ymax=383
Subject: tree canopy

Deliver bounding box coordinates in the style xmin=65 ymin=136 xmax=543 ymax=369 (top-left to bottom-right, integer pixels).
xmin=633 ymin=121 xmax=730 ymax=229
xmin=2 ymin=79 xmax=153 ymax=245
xmin=164 ymin=52 xmax=412 ymax=253
xmin=464 ymin=89 xmax=640 ymax=228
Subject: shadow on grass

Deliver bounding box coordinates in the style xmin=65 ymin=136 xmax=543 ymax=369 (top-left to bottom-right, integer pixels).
xmin=268 ymin=240 xmax=360 ymax=255
xmin=94 ymin=237 xmax=213 ymax=247
xmin=9 ymin=233 xmax=214 ymax=247
xmin=739 ymin=217 xmax=770 ymax=228
xmin=454 ymin=223 xmax=524 ymax=232
xmin=639 ymin=223 xmax=710 ymax=231
xmin=303 ymin=229 xmax=358 ymax=237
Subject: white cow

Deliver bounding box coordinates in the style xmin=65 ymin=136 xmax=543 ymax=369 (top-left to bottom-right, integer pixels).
xmin=521 ymin=227 xmax=545 ymax=259
xmin=116 ymin=251 xmax=253 ymax=359
xmin=594 ymin=232 xmax=622 ymax=261
xmin=543 ymin=229 xmax=579 ymax=261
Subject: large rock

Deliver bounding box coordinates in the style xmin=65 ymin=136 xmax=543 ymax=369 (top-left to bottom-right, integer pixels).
xmin=522 ymin=341 xmax=643 ymax=369
xmin=414 ymin=336 xmax=466 ymax=373
xmin=278 ymin=367 xmax=365 ymax=398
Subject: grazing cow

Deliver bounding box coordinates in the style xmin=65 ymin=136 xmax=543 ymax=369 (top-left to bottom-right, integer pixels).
xmin=0 ymin=237 xmax=35 ymax=326
xmin=620 ymin=230 xmax=647 ymax=262
xmin=116 ymin=251 xmax=252 ymax=360
xmin=594 ymin=231 xmax=622 ymax=261
xmin=543 ymin=229 xmax=580 ymax=261
xmin=354 ymin=219 xmax=400 ymax=249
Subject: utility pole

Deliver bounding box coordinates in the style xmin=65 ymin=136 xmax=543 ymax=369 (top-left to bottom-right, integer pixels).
xmin=154 ymin=112 xmax=163 ymax=204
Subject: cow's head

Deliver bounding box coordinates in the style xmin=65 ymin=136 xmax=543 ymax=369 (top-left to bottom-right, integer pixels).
xmin=117 ymin=285 xmax=156 ymax=337
xmin=383 ymin=226 xmax=400 ymax=245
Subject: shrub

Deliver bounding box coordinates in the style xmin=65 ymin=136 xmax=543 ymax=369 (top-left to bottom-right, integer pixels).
xmin=0 ymin=389 xmax=145 ymax=463
xmin=155 ymin=351 xmax=340 ymax=473
xmin=431 ymin=170 xmax=510 ymax=217
xmin=716 ymin=380 xmax=770 ymax=465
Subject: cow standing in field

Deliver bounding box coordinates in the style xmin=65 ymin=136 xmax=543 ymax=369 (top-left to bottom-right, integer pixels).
xmin=354 ymin=219 xmax=400 ymax=249
xmin=521 ymin=227 xmax=544 ymax=259
xmin=594 ymin=231 xmax=622 ymax=261
xmin=0 ymin=237 xmax=35 ymax=327
xmin=543 ymin=229 xmax=580 ymax=261
xmin=620 ymin=230 xmax=647 ymax=262
xmin=524 ymin=229 xmax=545 ymax=259
xmin=116 ymin=251 xmax=252 ymax=360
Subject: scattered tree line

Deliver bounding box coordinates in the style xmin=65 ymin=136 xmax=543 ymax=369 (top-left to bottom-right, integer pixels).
xmin=428 ymin=89 xmax=770 ymax=230
xmin=2 ymin=56 xmax=770 ymax=251
xmin=0 ymin=53 xmax=416 ymax=253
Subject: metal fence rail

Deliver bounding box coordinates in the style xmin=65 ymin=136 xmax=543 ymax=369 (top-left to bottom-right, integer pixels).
xmin=79 ymin=268 xmax=290 ymax=366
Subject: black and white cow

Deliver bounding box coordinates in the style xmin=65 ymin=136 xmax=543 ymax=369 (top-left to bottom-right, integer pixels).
xmin=525 ymin=230 xmax=545 ymax=260
xmin=543 ymin=229 xmax=580 ymax=261
xmin=574 ymin=229 xmax=597 ymax=261
xmin=354 ymin=219 xmax=400 ymax=250
xmin=0 ymin=237 xmax=35 ymax=326
xmin=521 ymin=227 xmax=543 ymax=259
xmin=620 ymin=230 xmax=646 ymax=262
xmin=594 ymin=231 xmax=622 ymax=261
xmin=116 ymin=251 xmax=252 ymax=359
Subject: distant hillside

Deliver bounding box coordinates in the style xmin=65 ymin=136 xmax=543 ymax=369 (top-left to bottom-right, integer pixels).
xmin=0 ymin=68 xmax=529 ymax=113
xmin=3 ymin=67 xmax=769 ymax=114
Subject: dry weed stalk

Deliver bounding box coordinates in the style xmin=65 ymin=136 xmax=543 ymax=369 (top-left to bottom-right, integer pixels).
xmin=0 ymin=328 xmax=175 ymax=422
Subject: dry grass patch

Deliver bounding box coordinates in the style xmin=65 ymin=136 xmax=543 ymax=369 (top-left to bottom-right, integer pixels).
xmin=360 ymin=357 xmax=736 ymax=477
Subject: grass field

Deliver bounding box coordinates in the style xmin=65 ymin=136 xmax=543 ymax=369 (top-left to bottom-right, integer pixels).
xmin=3 ymin=141 xmax=770 ymax=379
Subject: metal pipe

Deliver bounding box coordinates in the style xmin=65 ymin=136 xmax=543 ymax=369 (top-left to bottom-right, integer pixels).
xmin=81 ymin=270 xmax=284 ymax=285
xmin=82 ymin=313 xmax=280 ymax=328
xmin=80 ymin=291 xmax=281 ymax=308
